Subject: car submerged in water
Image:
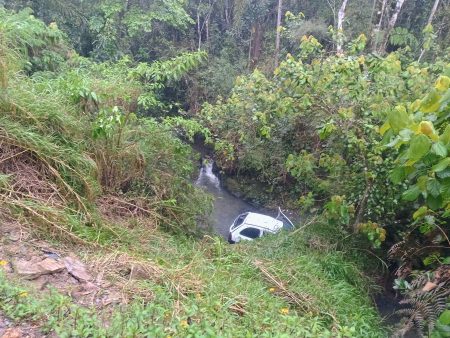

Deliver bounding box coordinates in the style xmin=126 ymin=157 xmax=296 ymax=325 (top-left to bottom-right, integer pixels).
xmin=228 ymin=208 xmax=294 ymax=244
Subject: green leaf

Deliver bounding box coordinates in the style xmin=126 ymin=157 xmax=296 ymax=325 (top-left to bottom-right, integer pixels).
xmin=388 ymin=105 xmax=410 ymax=132
xmin=439 ymin=310 xmax=450 ymax=325
xmin=423 ymin=254 xmax=437 ymax=266
xmin=390 ymin=167 xmax=406 ymax=184
xmin=420 ymin=90 xmax=442 ymax=113
xmin=432 ymin=142 xmax=448 ymax=157
xmin=427 ymin=179 xmax=441 ymax=197
xmin=433 ymin=158 xmax=450 ymax=172
xmin=418 ymin=175 xmax=429 ymax=191
xmin=427 ymin=194 xmax=443 ymax=210
xmin=436 ymin=76 xmax=450 ymax=92
xmin=402 ymin=185 xmax=421 ymax=201
xmin=408 ymin=134 xmax=431 ymax=161
xmin=413 ymin=206 xmax=428 ymax=220
xmin=437 ymin=169 xmax=450 ymax=179
xmin=379 ymin=121 xmax=391 ymax=136
xmin=440 ymin=125 xmax=450 ymax=145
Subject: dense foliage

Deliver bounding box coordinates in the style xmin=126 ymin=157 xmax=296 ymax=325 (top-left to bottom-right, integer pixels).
xmin=3 ymin=0 xmax=450 ymax=109
xmin=0 ymin=8 xmax=210 ymax=240
xmin=1 ymin=0 xmax=450 ymax=336
xmin=199 ymin=34 xmax=450 ymax=335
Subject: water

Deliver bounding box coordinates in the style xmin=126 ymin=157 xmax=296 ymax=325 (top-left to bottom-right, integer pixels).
xmin=195 ymin=160 xmax=255 ymax=238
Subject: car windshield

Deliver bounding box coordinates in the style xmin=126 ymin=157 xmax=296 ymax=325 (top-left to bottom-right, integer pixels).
xmin=232 ymin=213 xmax=248 ymax=229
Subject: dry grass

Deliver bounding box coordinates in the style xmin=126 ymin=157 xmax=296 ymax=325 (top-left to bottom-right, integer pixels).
xmin=254 ymin=259 xmax=319 ymax=315
xmin=0 ymin=144 xmax=64 ymax=207
xmin=97 ymin=195 xmax=160 ymax=229
xmin=87 ymin=249 xmax=203 ymax=303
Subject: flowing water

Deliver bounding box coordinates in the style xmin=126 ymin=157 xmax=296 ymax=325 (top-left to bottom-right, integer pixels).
xmin=195 ymin=160 xmax=256 ymax=238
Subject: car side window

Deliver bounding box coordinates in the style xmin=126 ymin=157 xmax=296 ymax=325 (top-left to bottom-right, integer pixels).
xmin=239 ymin=227 xmax=261 ymax=239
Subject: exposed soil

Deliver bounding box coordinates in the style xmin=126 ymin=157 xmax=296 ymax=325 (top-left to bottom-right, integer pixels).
xmin=0 ymin=220 xmax=133 ymax=337
xmin=0 ymin=313 xmax=48 ymax=338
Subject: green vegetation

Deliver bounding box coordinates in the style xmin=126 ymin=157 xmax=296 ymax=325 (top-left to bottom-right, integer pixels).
xmin=1 ymin=225 xmax=386 ymax=337
xmin=1 ymin=1 xmax=450 ymax=337
xmin=200 ymin=34 xmax=450 ymax=336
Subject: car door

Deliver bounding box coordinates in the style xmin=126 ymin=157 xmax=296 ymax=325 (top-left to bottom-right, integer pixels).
xmin=238 ymin=226 xmax=262 ymax=241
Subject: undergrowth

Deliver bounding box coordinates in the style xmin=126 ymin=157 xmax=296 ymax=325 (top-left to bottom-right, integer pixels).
xmin=1 ymin=225 xmax=387 ymax=337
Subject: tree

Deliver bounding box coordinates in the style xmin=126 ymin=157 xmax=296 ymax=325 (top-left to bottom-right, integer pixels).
xmin=371 ymin=0 xmax=388 ymax=52
xmin=379 ymin=0 xmax=406 ymax=53
xmin=418 ymin=0 xmax=441 ymax=62
xmin=275 ymin=0 xmax=283 ymax=67
xmin=336 ymin=0 xmax=349 ymax=54
xmin=427 ymin=0 xmax=441 ymax=25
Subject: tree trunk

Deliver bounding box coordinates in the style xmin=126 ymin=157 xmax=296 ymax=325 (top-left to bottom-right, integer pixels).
xmin=250 ymin=22 xmax=263 ymax=69
xmin=371 ymin=0 xmax=388 ymax=52
xmin=418 ymin=0 xmax=441 ymax=62
xmin=274 ymin=0 xmax=283 ymax=68
xmin=380 ymin=0 xmax=406 ymax=53
xmin=224 ymin=0 xmax=230 ymax=26
xmin=336 ymin=0 xmax=349 ymax=54
xmin=377 ymin=0 xmax=388 ymax=28
xmin=427 ymin=0 xmax=441 ymax=25
xmin=197 ymin=10 xmax=202 ymax=50
xmin=206 ymin=17 xmax=209 ymax=47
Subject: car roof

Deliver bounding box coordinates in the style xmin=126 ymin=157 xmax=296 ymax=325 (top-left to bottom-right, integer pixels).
xmin=243 ymin=212 xmax=283 ymax=230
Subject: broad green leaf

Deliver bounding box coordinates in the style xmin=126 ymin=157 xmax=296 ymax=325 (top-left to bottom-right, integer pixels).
xmin=390 ymin=167 xmax=405 ymax=184
xmin=418 ymin=175 xmax=429 ymax=191
xmin=427 ymin=179 xmax=441 ymax=197
xmin=427 ymin=194 xmax=443 ymax=210
xmin=388 ymin=105 xmax=410 ymax=133
xmin=439 ymin=310 xmax=450 ymax=325
xmin=437 ymin=168 xmax=450 ymax=179
xmin=436 ymin=76 xmax=450 ymax=92
xmin=432 ymin=142 xmax=448 ymax=157
xmin=413 ymin=206 xmax=428 ymax=220
xmin=408 ymin=134 xmax=431 ymax=161
xmin=420 ymin=90 xmax=442 ymax=113
xmin=379 ymin=121 xmax=391 ymax=136
xmin=402 ymin=185 xmax=421 ymax=201
xmin=433 ymin=158 xmax=450 ymax=172
xmin=440 ymin=179 xmax=450 ymax=200
xmin=440 ymin=88 xmax=450 ymax=107
xmin=440 ymin=125 xmax=450 ymax=145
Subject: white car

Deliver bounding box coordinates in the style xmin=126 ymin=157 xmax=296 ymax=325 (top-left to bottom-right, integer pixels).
xmin=228 ymin=209 xmax=294 ymax=244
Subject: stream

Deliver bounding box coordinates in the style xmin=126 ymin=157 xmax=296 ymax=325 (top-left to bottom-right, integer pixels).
xmin=195 ymin=160 xmax=256 ymax=238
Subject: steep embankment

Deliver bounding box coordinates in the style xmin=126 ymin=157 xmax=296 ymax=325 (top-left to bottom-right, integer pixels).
xmin=1 ymin=218 xmax=387 ymax=337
